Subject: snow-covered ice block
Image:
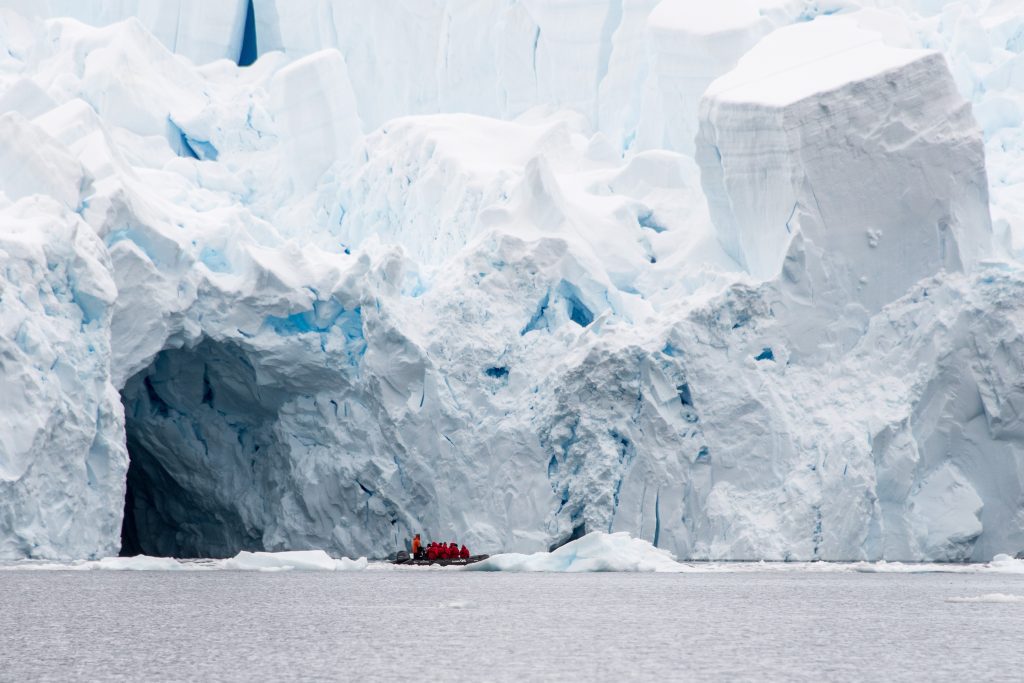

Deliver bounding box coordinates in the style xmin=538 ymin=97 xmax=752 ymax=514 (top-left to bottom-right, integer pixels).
xmin=94 ymin=555 xmax=190 ymax=571
xmin=333 ymin=113 xmax=588 ymax=263
xmin=45 ymin=17 xmax=208 ymax=142
xmin=269 ymin=49 xmax=362 ymax=192
xmin=0 ymin=112 xmax=84 ymax=208
xmin=223 ymin=550 xmax=368 ymax=571
xmin=907 ymin=463 xmax=984 ymax=561
xmin=696 ymin=16 xmax=992 ymax=311
xmin=0 ymin=79 xmax=57 ymax=119
xmin=520 ymin=0 xmax=627 ymax=120
xmin=987 ymin=554 xmax=1024 ymax=573
xmin=637 ymin=0 xmax=783 ymax=154
xmin=467 ymin=532 xmax=683 ymax=572
xmin=33 ymin=99 xmax=130 ymax=185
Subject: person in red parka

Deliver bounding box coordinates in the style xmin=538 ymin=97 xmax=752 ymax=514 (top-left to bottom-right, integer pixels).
xmin=442 ymin=543 xmax=452 ymax=560
xmin=459 ymin=544 xmax=470 ymax=560
xmin=426 ymin=543 xmax=438 ymax=561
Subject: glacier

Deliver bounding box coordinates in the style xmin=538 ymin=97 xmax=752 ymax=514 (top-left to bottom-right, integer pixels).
xmin=1 ymin=0 xmax=1024 ymax=562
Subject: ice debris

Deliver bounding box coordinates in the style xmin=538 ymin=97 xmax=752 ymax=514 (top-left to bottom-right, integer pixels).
xmin=467 ymin=532 xmax=684 ymax=572
xmin=0 ymin=550 xmax=368 ymax=572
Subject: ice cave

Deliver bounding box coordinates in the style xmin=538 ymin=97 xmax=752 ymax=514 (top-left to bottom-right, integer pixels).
xmin=119 ymin=340 xmax=281 ymax=558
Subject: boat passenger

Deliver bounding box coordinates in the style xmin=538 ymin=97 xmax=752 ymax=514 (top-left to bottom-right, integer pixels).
xmin=459 ymin=545 xmax=470 ymax=560
xmin=426 ymin=543 xmax=438 ymax=561
xmin=412 ymin=534 xmax=422 ymax=559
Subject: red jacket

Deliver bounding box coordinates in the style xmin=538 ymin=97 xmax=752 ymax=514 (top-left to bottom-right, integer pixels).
xmin=460 ymin=545 xmax=470 ymax=559
xmin=441 ymin=544 xmax=451 ymax=559
xmin=426 ymin=545 xmax=437 ymax=561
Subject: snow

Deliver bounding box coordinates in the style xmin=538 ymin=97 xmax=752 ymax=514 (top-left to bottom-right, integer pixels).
xmin=468 ymin=532 xmax=684 ymax=572
xmin=1 ymin=2 xmax=1024 ymax=564
xmin=702 ymin=16 xmax=927 ymax=107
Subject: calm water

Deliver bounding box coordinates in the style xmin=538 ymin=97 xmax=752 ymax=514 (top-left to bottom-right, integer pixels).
xmin=2 ymin=569 xmax=1023 ymax=682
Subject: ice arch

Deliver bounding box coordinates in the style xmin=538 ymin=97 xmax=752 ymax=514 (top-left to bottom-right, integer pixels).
xmin=119 ymin=339 xmax=287 ymax=558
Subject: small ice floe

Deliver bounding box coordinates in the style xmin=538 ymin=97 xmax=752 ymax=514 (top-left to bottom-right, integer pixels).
xmin=437 ymin=600 xmax=476 ymax=609
xmin=466 ymin=531 xmax=684 ymax=572
xmin=946 ymin=594 xmax=1024 ymax=604
xmin=0 ymin=550 xmax=368 ymax=572
xmin=94 ymin=556 xmax=193 ymax=571
xmin=222 ymin=550 xmax=368 ymax=572
xmin=0 ymin=556 xmax=196 ymax=571
xmin=985 ymin=554 xmax=1024 ymax=574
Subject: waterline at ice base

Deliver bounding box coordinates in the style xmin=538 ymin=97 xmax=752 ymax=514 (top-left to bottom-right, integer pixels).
xmin=3 ymin=0 xmax=1024 ymax=565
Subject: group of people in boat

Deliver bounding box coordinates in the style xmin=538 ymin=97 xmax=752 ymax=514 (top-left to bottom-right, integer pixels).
xmin=411 ymin=534 xmax=470 ymax=561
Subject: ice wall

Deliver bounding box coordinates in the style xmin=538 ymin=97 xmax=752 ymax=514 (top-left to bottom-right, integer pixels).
xmin=0 ymin=197 xmax=126 ymax=560
xmin=1 ymin=2 xmax=1023 ymax=562
xmin=0 ymin=0 xmax=250 ymax=64
xmin=697 ymin=17 xmax=992 ymax=312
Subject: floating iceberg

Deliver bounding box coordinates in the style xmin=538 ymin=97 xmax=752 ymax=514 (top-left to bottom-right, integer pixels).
xmin=467 ymin=532 xmax=684 ymax=572
xmin=0 ymin=550 xmax=368 ymax=572
xmin=222 ymin=550 xmax=368 ymax=572
xmin=93 ymin=555 xmax=191 ymax=571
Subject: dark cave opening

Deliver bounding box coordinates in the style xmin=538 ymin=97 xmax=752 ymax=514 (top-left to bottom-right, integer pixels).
xmin=548 ymin=522 xmax=587 ymax=552
xmin=118 ymin=339 xmax=285 ymax=558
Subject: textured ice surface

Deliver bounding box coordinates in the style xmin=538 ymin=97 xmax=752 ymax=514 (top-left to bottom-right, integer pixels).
xmin=1 ymin=2 xmax=1024 ymax=562
xmin=0 ymin=0 xmax=250 ymax=64
xmin=697 ymin=16 xmax=991 ymax=310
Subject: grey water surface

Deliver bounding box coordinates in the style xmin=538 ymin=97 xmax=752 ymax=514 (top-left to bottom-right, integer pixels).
xmin=2 ymin=569 xmax=1023 ymax=682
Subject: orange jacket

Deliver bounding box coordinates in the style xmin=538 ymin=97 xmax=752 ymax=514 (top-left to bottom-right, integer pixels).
xmin=412 ymin=536 xmax=421 ymax=555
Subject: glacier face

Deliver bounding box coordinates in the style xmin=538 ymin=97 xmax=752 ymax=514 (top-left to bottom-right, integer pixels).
xmin=1 ymin=0 xmax=1023 ymax=561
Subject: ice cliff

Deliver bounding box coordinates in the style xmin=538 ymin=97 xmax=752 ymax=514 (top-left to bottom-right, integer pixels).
xmin=1 ymin=0 xmax=1023 ymax=562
